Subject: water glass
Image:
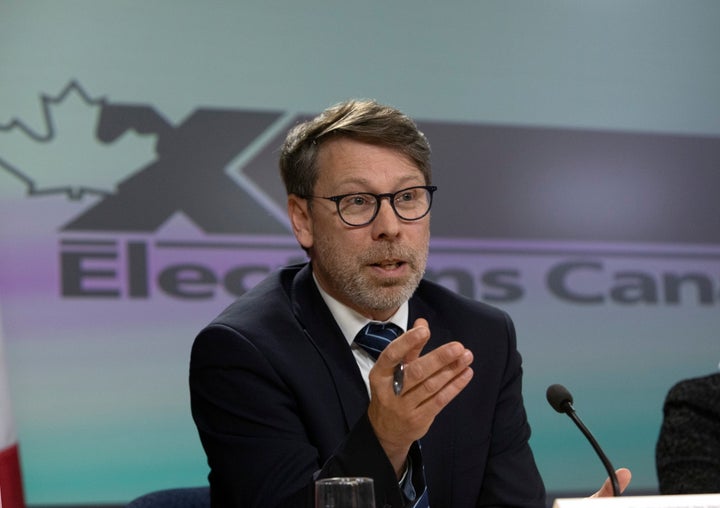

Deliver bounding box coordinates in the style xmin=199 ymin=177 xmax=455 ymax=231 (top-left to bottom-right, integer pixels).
xmin=315 ymin=477 xmax=375 ymax=508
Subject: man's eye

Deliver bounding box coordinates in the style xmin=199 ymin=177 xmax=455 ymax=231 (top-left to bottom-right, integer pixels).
xmin=347 ymin=195 xmax=371 ymax=206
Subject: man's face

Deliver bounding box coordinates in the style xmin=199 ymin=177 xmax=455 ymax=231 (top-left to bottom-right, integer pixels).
xmin=289 ymin=136 xmax=430 ymax=321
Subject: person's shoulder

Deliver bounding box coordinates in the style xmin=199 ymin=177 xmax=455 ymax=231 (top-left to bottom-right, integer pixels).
xmin=665 ymin=372 xmax=720 ymax=408
xmin=191 ymin=264 xmax=311 ymax=361
xmin=207 ymin=263 xmax=306 ymax=329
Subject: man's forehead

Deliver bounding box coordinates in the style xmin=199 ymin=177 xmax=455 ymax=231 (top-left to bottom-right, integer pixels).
xmin=315 ymin=138 xmax=420 ymax=174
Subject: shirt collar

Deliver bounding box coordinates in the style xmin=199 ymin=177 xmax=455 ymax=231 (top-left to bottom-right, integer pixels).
xmin=312 ymin=273 xmax=408 ymax=346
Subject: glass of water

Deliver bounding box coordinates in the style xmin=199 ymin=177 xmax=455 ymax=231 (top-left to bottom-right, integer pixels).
xmin=315 ymin=477 xmax=375 ymax=508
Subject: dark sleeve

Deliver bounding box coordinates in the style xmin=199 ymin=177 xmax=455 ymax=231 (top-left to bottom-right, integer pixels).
xmin=324 ymin=414 xmax=425 ymax=508
xmin=189 ymin=324 xmax=410 ymax=508
xmin=475 ymin=313 xmax=546 ymax=508
xmin=656 ymin=374 xmax=720 ymax=494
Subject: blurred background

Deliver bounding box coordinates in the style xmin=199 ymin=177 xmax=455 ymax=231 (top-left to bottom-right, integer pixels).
xmin=1 ymin=1 xmax=719 ymax=505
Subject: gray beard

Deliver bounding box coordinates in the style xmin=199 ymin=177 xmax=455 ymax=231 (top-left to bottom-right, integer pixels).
xmin=343 ymin=264 xmax=424 ymax=312
xmin=313 ymin=242 xmax=427 ymax=315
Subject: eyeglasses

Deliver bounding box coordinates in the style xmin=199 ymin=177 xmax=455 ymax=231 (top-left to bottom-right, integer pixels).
xmin=304 ymin=185 xmax=437 ymax=227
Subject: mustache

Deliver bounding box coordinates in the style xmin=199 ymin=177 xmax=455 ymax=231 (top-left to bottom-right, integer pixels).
xmin=359 ymin=244 xmax=419 ymax=265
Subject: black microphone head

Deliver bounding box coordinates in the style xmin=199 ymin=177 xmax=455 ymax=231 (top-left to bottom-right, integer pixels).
xmin=546 ymin=384 xmax=574 ymax=413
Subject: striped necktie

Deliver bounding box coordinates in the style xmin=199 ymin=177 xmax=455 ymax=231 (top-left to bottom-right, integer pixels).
xmin=354 ymin=322 xmax=403 ymax=360
xmin=354 ymin=321 xmax=430 ymax=507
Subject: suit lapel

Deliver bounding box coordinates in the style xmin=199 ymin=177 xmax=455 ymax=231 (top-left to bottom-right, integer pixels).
xmin=289 ymin=264 xmax=369 ymax=430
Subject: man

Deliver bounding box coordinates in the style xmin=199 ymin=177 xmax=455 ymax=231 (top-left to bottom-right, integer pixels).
xmin=190 ymin=99 xmax=630 ymax=507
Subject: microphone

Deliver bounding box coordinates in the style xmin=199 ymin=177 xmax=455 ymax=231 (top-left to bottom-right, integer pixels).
xmin=546 ymin=384 xmax=621 ymax=497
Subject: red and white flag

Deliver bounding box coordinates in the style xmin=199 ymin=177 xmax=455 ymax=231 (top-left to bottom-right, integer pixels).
xmin=0 ymin=308 xmax=25 ymax=508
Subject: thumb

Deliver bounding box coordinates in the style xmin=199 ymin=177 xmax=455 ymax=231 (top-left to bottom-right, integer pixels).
xmin=590 ymin=468 xmax=632 ymax=498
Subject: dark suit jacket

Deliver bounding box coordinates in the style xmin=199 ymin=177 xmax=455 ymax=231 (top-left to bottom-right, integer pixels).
xmin=656 ymin=372 xmax=720 ymax=494
xmin=190 ymin=263 xmax=545 ymax=508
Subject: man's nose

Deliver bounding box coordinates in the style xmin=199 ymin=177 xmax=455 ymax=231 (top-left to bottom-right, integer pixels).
xmin=371 ymin=197 xmax=401 ymax=238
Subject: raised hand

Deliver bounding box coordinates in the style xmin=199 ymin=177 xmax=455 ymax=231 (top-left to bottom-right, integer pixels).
xmin=367 ymin=318 xmax=474 ymax=475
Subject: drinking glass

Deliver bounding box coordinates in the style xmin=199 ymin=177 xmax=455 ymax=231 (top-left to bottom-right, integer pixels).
xmin=315 ymin=477 xmax=375 ymax=508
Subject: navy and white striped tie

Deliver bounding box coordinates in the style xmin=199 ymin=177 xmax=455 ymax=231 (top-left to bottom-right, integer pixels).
xmin=354 ymin=322 xmax=431 ymax=507
xmin=354 ymin=322 xmax=403 ymax=360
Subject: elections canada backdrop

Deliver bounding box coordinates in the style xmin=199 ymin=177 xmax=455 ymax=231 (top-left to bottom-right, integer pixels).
xmin=1 ymin=2 xmax=719 ymax=505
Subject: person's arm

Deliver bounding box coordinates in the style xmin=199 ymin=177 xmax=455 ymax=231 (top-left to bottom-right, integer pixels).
xmin=321 ymin=413 xmax=424 ymax=507
xmin=190 ymin=324 xmax=408 ymax=508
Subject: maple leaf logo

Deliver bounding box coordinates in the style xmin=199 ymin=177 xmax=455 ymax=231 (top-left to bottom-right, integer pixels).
xmin=0 ymin=81 xmax=157 ymax=200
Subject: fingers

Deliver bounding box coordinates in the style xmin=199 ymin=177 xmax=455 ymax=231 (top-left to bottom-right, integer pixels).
xmin=403 ymin=342 xmax=473 ymax=402
xmin=366 ymin=319 xmax=474 ymax=472
xmin=590 ymin=468 xmax=632 ymax=498
xmin=368 ymin=319 xmax=474 ymax=436
xmin=375 ymin=318 xmax=431 ymax=369
xmin=376 ymin=318 xmax=473 ymax=405
xmin=616 ymin=468 xmax=632 ymax=494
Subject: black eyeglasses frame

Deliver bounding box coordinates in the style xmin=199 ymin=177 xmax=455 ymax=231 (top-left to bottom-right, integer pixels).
xmin=303 ymin=185 xmax=438 ymax=227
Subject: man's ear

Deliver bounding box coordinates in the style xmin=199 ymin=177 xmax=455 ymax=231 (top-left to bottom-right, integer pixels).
xmin=288 ymin=194 xmax=313 ymax=250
